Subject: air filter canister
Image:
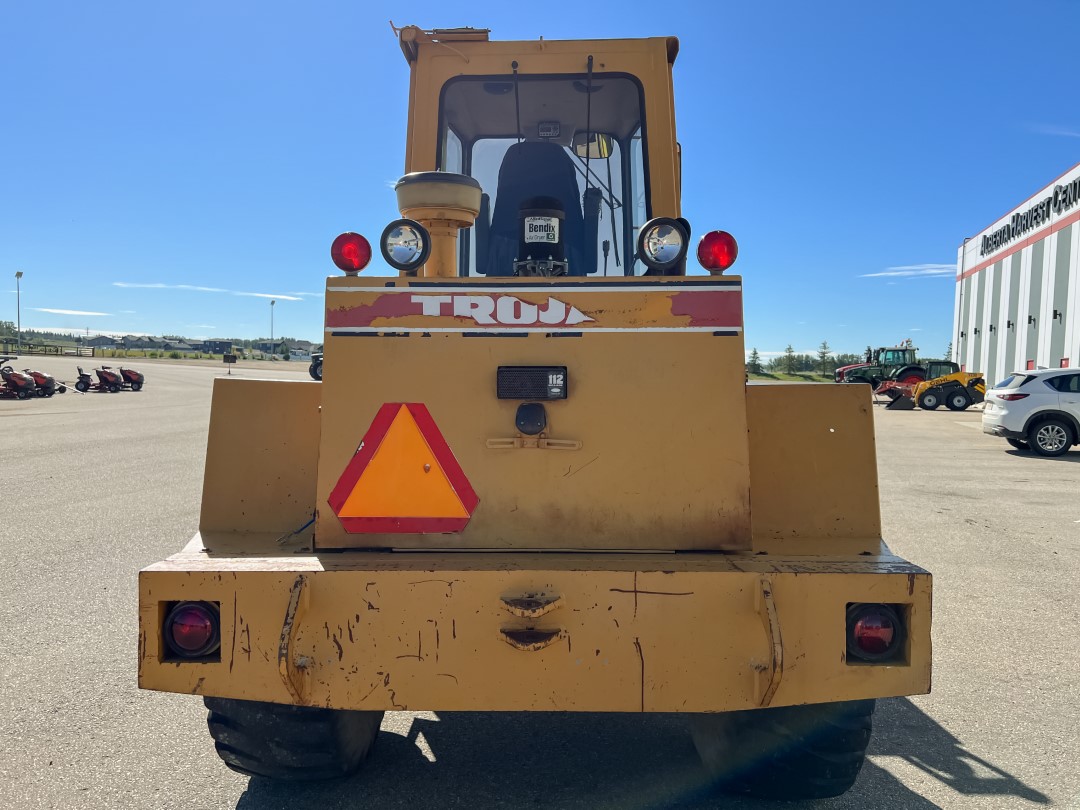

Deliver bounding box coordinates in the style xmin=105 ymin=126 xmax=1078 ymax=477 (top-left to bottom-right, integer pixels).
xmin=518 ymin=196 xmax=565 ymax=262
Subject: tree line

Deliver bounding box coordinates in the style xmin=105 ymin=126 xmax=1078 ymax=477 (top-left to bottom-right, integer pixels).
xmin=746 ymin=341 xmax=863 ymax=375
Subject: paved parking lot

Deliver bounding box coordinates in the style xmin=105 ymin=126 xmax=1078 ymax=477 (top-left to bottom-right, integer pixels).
xmin=1 ymin=362 xmax=1077 ymax=808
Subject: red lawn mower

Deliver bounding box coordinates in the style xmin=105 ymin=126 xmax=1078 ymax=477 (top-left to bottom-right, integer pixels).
xmin=1 ymin=358 xmax=39 ymax=400
xmin=75 ymin=365 xmax=124 ymax=393
xmin=23 ymin=368 xmax=66 ymax=396
xmin=116 ymin=366 xmax=145 ymax=391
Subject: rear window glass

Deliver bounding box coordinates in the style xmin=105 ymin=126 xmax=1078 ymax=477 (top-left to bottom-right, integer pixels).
xmin=995 ymin=374 xmax=1032 ymax=389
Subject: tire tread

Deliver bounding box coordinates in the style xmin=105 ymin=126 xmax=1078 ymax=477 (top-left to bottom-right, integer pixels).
xmin=204 ymin=697 xmax=383 ymax=781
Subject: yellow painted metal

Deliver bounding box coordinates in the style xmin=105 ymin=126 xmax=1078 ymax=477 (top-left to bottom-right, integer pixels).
xmin=398 ymin=29 xmax=682 ymax=221
xmin=142 ymin=25 xmax=934 ymax=715
xmin=317 ymin=277 xmax=750 ymax=551
xmin=139 ymin=538 xmax=931 ymax=712
xmin=746 ymin=383 xmax=882 ymax=554
xmin=199 ymin=379 xmax=321 ymax=540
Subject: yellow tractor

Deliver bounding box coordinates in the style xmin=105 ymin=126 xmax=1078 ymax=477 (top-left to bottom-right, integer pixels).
xmin=138 ymin=25 xmax=932 ymax=800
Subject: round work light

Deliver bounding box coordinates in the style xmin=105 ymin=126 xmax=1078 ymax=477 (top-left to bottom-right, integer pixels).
xmin=380 ymin=219 xmax=432 ymax=273
xmin=636 ymin=217 xmax=689 ymax=273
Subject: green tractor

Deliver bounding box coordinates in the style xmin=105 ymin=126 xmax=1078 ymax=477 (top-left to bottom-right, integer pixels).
xmin=842 ymin=345 xmax=955 ymax=390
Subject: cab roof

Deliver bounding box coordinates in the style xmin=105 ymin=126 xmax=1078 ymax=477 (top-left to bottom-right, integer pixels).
xmin=395 ymin=24 xmax=679 ymax=66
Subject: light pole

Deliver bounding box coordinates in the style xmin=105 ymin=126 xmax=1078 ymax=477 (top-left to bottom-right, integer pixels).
xmin=270 ymin=299 xmax=275 ymax=357
xmin=14 ymin=271 xmax=23 ymax=352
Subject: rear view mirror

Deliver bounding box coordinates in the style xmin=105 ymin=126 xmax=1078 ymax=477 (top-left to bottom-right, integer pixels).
xmin=572 ymin=132 xmax=614 ymax=159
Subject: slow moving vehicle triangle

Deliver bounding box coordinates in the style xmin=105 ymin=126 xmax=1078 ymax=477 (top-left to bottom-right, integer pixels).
xmin=328 ymin=403 xmax=478 ymax=533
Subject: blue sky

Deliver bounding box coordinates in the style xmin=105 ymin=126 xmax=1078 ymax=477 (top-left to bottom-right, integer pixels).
xmin=2 ymin=1 xmax=1079 ymax=356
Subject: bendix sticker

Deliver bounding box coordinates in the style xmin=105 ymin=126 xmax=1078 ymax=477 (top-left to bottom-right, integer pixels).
xmin=524 ymin=216 xmax=559 ymax=243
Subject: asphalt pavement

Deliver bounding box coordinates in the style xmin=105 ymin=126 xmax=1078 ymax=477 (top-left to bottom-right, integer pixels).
xmin=1 ymin=359 xmax=1077 ymax=809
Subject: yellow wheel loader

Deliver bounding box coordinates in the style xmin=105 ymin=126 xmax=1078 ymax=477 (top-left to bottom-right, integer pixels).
xmin=138 ymin=25 xmax=932 ymax=801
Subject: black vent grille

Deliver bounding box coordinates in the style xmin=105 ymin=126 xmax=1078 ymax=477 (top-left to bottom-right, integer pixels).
xmin=497 ymin=366 xmax=568 ymax=400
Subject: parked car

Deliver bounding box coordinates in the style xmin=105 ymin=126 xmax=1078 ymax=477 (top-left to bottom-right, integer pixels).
xmin=309 ymin=352 xmax=323 ymax=381
xmin=983 ymin=368 xmax=1080 ymax=456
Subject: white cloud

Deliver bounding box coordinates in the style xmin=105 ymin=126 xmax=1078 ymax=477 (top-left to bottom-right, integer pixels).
xmin=286 ymin=291 xmax=323 ymax=298
xmin=187 ymin=324 xmax=216 ymax=329
xmin=32 ymin=307 xmax=111 ymax=316
xmin=909 ymin=327 xmax=923 ymax=331
xmin=113 ymin=281 xmax=304 ymax=302
xmin=233 ymin=292 xmax=303 ymax=301
xmin=860 ymin=263 xmax=955 ymax=278
xmin=113 ymin=282 xmax=228 ymax=292
xmin=1027 ymin=123 xmax=1080 ymax=139
xmin=119 ymin=310 xmax=137 ymax=314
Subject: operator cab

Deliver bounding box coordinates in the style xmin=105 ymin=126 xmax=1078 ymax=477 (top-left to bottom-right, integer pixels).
xmin=437 ymin=73 xmax=648 ymax=277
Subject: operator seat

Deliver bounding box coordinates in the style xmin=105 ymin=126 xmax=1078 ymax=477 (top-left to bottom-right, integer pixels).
xmin=478 ymin=140 xmax=593 ymax=276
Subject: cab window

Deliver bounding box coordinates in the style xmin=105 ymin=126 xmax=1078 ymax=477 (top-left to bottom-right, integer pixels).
xmin=437 ymin=74 xmax=649 ymax=276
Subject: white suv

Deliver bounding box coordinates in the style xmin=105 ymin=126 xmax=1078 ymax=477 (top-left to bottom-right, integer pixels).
xmin=983 ymin=368 xmax=1080 ymax=456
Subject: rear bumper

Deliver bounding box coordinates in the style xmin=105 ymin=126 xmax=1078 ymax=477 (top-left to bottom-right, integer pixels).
xmin=139 ymin=534 xmax=932 ymax=713
xmin=982 ymin=421 xmax=1025 ymax=439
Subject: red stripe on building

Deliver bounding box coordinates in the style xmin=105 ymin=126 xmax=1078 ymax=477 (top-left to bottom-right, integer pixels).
xmin=958 ymin=208 xmax=1080 ymax=282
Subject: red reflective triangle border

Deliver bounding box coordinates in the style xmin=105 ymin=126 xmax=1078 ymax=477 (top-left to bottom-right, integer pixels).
xmin=327 ymin=402 xmax=479 ymax=534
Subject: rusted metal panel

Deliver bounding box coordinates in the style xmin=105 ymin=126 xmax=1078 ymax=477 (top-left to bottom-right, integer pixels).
xmin=139 ymin=544 xmax=931 ymax=713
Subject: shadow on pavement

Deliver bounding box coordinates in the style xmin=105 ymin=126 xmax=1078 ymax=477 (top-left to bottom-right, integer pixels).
xmin=235 ymin=698 xmax=1046 ymax=809
xmin=870 ymin=698 xmax=1049 ymax=805
xmin=1005 ymin=449 xmax=1080 ymax=462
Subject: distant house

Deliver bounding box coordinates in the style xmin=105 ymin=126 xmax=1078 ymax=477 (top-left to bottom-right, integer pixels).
xmin=284 ymin=342 xmax=311 ymax=359
xmin=84 ymin=335 xmax=117 ymax=348
xmin=122 ymin=335 xmax=161 ymax=350
xmin=162 ymin=340 xmax=194 ymax=352
xmin=253 ymin=340 xmax=288 ymax=354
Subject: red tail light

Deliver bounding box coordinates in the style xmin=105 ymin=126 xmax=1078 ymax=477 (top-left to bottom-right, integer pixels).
xmin=331 ymin=232 xmax=372 ymax=274
xmin=163 ymin=601 xmax=221 ymax=659
xmin=846 ymin=603 xmax=904 ymax=663
xmin=697 ymin=230 xmax=739 ymax=273
xmin=998 ymin=393 xmax=1029 ymax=401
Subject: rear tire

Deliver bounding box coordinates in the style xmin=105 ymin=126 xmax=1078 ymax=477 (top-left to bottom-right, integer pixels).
xmin=131 ymin=381 xmax=142 ymax=391
xmin=1027 ymin=418 xmax=1073 ymax=457
xmin=690 ymin=700 xmax=874 ymax=800
xmin=1006 ymin=438 xmax=1029 ymax=451
xmin=75 ymin=380 xmax=89 ymax=392
xmin=205 ymin=697 xmax=383 ymax=781
xmin=309 ymin=361 xmax=323 ymax=381
xmin=918 ymin=389 xmax=942 ymax=410
xmin=16 ymin=389 xmax=29 ymax=400
xmin=945 ymin=389 xmax=970 ymax=411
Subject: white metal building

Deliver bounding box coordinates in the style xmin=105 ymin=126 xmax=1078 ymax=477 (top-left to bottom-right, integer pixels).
xmin=954 ymin=160 xmax=1080 ymax=385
